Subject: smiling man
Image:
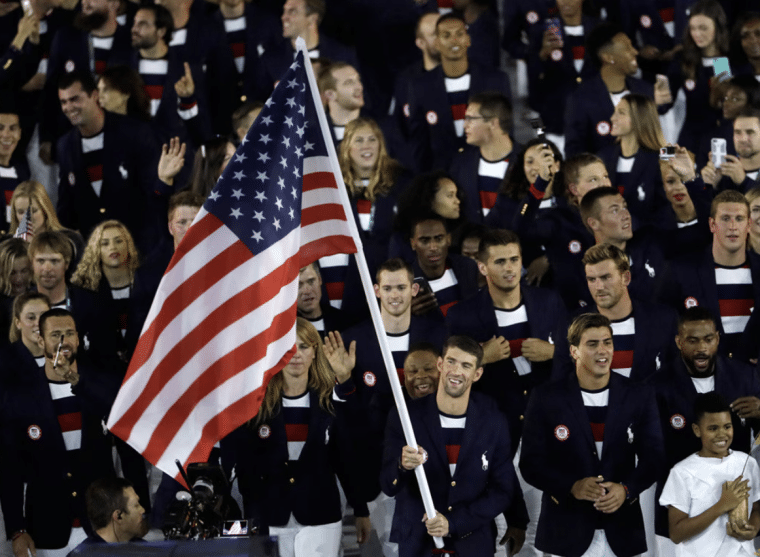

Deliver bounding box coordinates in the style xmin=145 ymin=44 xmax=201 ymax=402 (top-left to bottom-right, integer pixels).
xmin=661 ymin=190 xmax=760 ymax=362
xmin=382 ymin=335 xmax=517 ymax=556
xmin=650 ymin=307 xmax=760 ymax=554
xmin=406 ymin=12 xmax=511 ymax=170
xmin=520 ymin=312 xmax=663 ymax=557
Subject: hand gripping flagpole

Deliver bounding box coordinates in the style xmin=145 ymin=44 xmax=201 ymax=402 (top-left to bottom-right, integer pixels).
xmin=297 ymin=37 xmax=445 ymax=550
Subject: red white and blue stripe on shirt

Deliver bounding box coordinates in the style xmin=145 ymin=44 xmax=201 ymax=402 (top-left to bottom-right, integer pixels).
xmin=582 ymin=387 xmax=608 ymax=459
xmin=81 ymin=132 xmax=104 ymax=197
xmin=283 ymin=392 xmax=309 ymax=461
xmin=439 ymin=411 xmax=466 ymax=476
xmin=319 ymin=253 xmax=349 ymax=309
xmin=223 ymin=16 xmax=246 ymax=74
xmin=477 ymin=156 xmax=510 ymax=217
xmin=715 ymin=264 xmax=753 ymax=341
xmin=610 ymin=316 xmax=635 ymax=378
xmin=428 ymin=268 xmax=461 ymax=317
xmin=49 ymin=380 xmax=82 ymax=453
xmin=445 ymin=74 xmax=470 ymax=138
xmin=495 ymin=303 xmax=532 ymax=376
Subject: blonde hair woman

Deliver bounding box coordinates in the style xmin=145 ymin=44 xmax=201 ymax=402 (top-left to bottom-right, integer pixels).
xmin=222 ymin=319 xmax=371 ymax=557
xmin=9 ymin=181 xmax=84 ymax=262
xmin=338 ymin=117 xmax=410 ymax=270
xmin=71 ymin=220 xmax=139 ymax=292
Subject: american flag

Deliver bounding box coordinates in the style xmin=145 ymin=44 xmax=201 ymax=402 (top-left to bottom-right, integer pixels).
xmin=14 ymin=207 xmax=33 ymax=241
xmin=107 ymin=51 xmax=359 ymax=480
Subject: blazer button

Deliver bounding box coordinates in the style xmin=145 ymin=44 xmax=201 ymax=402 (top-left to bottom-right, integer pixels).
xmin=576 ymin=77 xmax=582 ymax=83
xmin=523 ymin=390 xmax=527 ymax=396
xmin=448 ymin=506 xmax=453 ymax=512
xmin=519 ymin=415 xmax=524 ymax=421
xmin=100 ymin=208 xmax=106 ymax=213
xmin=392 ymin=479 xmax=398 ymax=486
xmin=451 ymin=481 xmax=456 ymax=487
xmin=289 ymin=478 xmax=295 ymax=484
xmin=72 ymin=492 xmax=77 ymax=497
xmin=67 ymin=473 xmax=72 ymax=478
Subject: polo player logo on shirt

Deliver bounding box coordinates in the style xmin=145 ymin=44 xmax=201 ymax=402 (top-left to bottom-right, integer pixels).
xmin=551 ymin=50 xmax=563 ymax=62
xmin=685 ymin=79 xmax=696 ymax=91
xmin=426 ymin=111 xmax=438 ymax=125
xmin=363 ymin=371 xmax=377 ymax=387
xmin=627 ymin=424 xmax=634 ymax=444
xmin=670 ymin=414 xmax=685 ymax=430
xmin=119 ymin=164 xmax=128 ymax=180
xmin=481 ymin=451 xmax=489 ymax=471
xmin=656 ymin=353 xmax=661 ymax=370
xmin=258 ymin=425 xmax=271 ymax=439
xmin=27 ymin=425 xmax=42 ymax=440
xmin=403 ymin=103 xmax=410 ymax=118
xmin=596 ymin=121 xmax=610 ymax=136
xmin=554 ymin=425 xmax=570 ymax=441
xmin=640 ymin=15 xmax=652 ymax=28
xmin=637 ymin=184 xmax=646 ymax=201
xmin=644 ymin=260 xmax=655 ymax=277
xmin=526 ymin=11 xmax=539 ymax=24
xmin=684 ymin=296 xmax=698 ymax=309
xmin=325 ymin=426 xmax=330 ymax=445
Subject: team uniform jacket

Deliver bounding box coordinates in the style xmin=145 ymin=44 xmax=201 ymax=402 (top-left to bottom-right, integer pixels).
xmin=520 ymin=373 xmax=664 ymax=557
xmin=551 ymin=299 xmax=678 ymax=382
xmin=596 ymin=146 xmax=667 ymax=229
xmin=407 ymin=62 xmax=511 ymax=171
xmin=381 ymin=392 xmax=516 ymax=557
xmin=446 ymin=285 xmax=567 ymax=451
xmin=525 ymin=15 xmax=599 ymax=135
xmin=648 ymin=354 xmax=760 ymax=536
xmin=56 ymin=112 xmax=162 ymax=255
xmin=565 ymin=75 xmax=657 ymax=158
xmin=0 ymin=360 xmax=119 ymax=548
xmin=221 ymin=388 xmax=368 ymax=529
xmin=660 ymin=247 xmax=760 ymax=362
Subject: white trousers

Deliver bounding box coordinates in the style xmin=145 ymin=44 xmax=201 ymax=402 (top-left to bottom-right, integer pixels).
xmin=269 ymin=515 xmax=342 ymax=557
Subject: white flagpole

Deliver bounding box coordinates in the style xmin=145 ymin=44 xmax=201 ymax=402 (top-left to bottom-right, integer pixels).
xmin=296 ymin=37 xmax=445 ymax=550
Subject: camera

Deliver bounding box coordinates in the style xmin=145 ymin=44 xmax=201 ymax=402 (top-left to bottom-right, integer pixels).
xmin=163 ymin=462 xmax=244 ymax=540
xmin=659 ymin=146 xmax=676 ymax=160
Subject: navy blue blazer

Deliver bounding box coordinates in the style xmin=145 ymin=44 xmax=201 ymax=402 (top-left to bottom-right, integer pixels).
xmin=648 ymin=354 xmax=760 ymax=536
xmin=597 ymin=146 xmax=667 ymax=229
xmin=221 ymin=388 xmax=368 ymax=528
xmin=565 ymin=75 xmax=656 ymax=158
xmin=56 ymin=113 xmax=162 ymax=255
xmin=551 ymin=299 xmax=678 ymax=383
xmin=446 ymin=285 xmax=567 ymax=450
xmin=520 ymin=372 xmax=664 ymax=557
xmin=381 ymin=392 xmax=516 ymax=557
xmin=0 ymin=360 xmax=118 ymax=548
xmin=407 ymin=62 xmax=511 ymax=171
xmin=660 ymin=247 xmax=760 ymax=362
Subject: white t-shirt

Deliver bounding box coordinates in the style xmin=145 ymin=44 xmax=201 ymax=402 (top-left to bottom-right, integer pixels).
xmin=660 ymin=450 xmax=760 ymax=557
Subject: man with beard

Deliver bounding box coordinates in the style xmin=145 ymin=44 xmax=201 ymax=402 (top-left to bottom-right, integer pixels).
xmin=446 ymin=228 xmax=564 ymax=557
xmin=129 ymin=4 xmax=208 ymax=167
xmin=0 ymin=309 xmax=120 ymax=557
xmin=39 ymin=0 xmax=132 ymax=162
xmin=702 ymin=106 xmax=760 ymax=193
xmin=649 ymin=307 xmax=760 ymax=554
